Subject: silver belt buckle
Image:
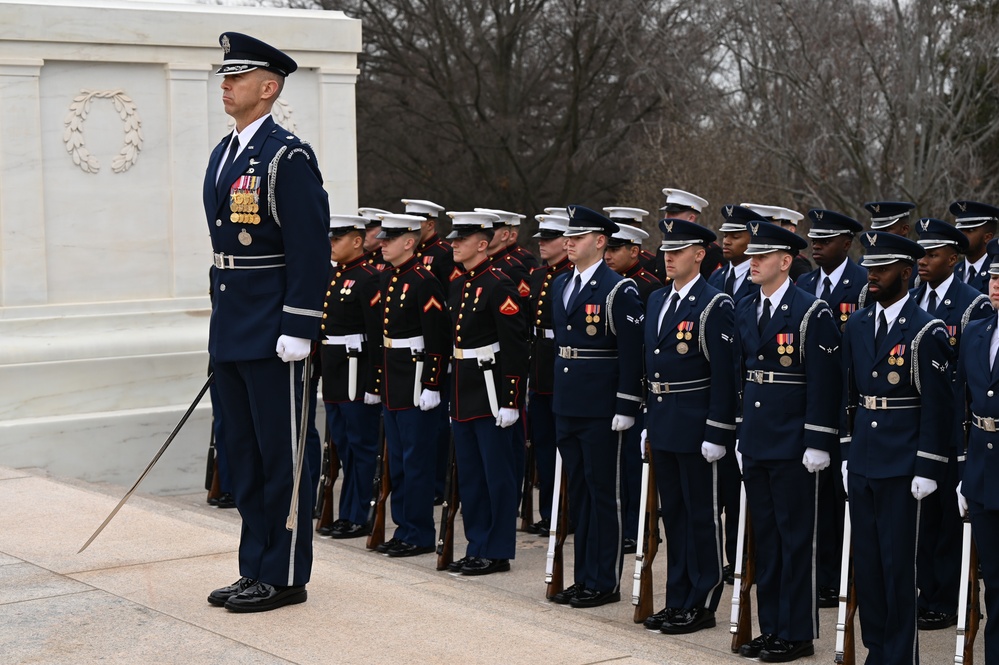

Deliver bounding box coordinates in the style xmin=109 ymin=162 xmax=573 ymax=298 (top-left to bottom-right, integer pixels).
xmin=748 ymin=370 xmax=763 ymax=384
xmin=863 ymin=395 xmax=883 ymax=410
xmin=214 ymin=253 xmax=224 ymax=269
xmin=981 ymin=415 xmax=997 ymax=432
xmin=650 ymin=382 xmax=667 ymax=395
xmin=559 ymin=346 xmax=577 ymax=360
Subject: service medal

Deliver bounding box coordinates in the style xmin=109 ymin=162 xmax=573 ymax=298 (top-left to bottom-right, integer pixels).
xmin=785 ymin=345 xmax=794 ymax=354
xmin=778 ymin=345 xmax=786 ymax=354
xmin=676 ymin=341 xmax=689 ymax=354
xmin=887 ymin=371 xmax=901 ymax=385
xmin=586 ymin=324 xmax=597 ymax=336
xmin=895 ymin=357 xmax=904 ymax=366
xmin=888 ymin=356 xmax=896 ymax=366
xmin=676 ymin=331 xmax=685 ymax=340
xmin=684 ymin=332 xmax=692 ymax=341
xmin=950 ymin=337 xmax=957 ymax=346
xmin=238 ymin=229 xmax=252 ymax=246
xmin=780 ymin=355 xmax=793 ymax=367
xmin=230 ymin=212 xmax=239 ymax=223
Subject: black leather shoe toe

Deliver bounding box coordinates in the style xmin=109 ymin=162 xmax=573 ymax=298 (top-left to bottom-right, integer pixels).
xmin=208 ymin=577 xmax=256 ymax=607
xmin=386 ymin=541 xmax=434 ymax=558
xmin=759 ymin=638 xmax=814 ymax=662
xmin=330 ymin=521 xmax=370 ymax=539
xmin=447 ymin=556 xmax=470 ymax=573
xmin=817 ymin=585 xmax=839 ymax=608
xmin=660 ymin=608 xmax=716 ymax=634
xmin=568 ymin=588 xmax=621 ymax=608
xmin=622 ymin=538 xmax=638 ymax=554
xmin=722 ymin=563 xmax=735 ymax=585
xmin=215 ymin=492 xmax=236 ymax=509
xmin=549 ymin=582 xmax=584 ymax=605
xmin=224 ymin=582 xmax=307 ymax=613
xmin=643 ymin=607 xmax=679 ymax=631
xmin=460 ymin=557 xmax=510 ymax=576
xmin=738 ymin=633 xmax=775 ymax=659
xmin=375 ymin=537 xmax=400 ymax=554
xmin=917 ymin=610 xmax=958 ymax=631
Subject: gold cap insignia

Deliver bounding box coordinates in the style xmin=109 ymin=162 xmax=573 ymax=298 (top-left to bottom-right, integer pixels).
xmin=221 ymin=35 xmax=231 ymax=54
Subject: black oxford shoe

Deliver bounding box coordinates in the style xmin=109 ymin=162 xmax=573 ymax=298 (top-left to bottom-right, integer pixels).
xmin=386 ymin=541 xmax=434 ymax=558
xmin=817 ymin=585 xmax=838 ymax=608
xmin=447 ymin=556 xmax=471 ymax=573
xmin=549 ymin=582 xmax=585 ymax=605
xmin=460 ymin=557 xmax=510 ymax=576
xmin=738 ymin=633 xmax=775 ymax=659
xmin=722 ymin=563 xmax=735 ymax=585
xmin=759 ymin=638 xmax=814 ymax=662
xmin=569 ymin=588 xmax=621 ymax=608
xmin=208 ymin=577 xmax=256 ymax=607
xmin=224 ymin=582 xmax=307 ymax=613
xmin=643 ymin=607 xmax=680 ymax=631
xmin=660 ymin=608 xmax=716 ymax=635
xmin=375 ymin=536 xmax=400 ymax=554
xmin=917 ymin=610 xmax=958 ymax=631
xmin=331 ymin=521 xmax=370 ymax=539
xmin=215 ymin=492 xmax=236 ymax=509
xmin=622 ymin=538 xmax=638 ymax=554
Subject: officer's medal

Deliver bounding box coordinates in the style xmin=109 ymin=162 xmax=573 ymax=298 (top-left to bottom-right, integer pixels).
xmin=229 ymin=176 xmax=261 ymax=225
xmin=888 ymin=343 xmax=905 ymax=367
xmin=946 ymin=325 xmax=958 ymax=346
xmin=238 ymin=229 xmax=252 ymax=246
xmin=585 ymin=304 xmax=600 ymax=336
xmin=777 ymin=333 xmax=794 ymax=366
xmin=676 ymin=321 xmax=693 ymax=354
xmin=341 ymin=279 xmax=355 ymax=296
xmin=887 ymin=371 xmax=901 ymax=385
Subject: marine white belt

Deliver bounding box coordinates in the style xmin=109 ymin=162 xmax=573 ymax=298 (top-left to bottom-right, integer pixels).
xmin=453 ymin=342 xmax=501 ymax=360
xmin=383 ymin=335 xmax=425 ymax=351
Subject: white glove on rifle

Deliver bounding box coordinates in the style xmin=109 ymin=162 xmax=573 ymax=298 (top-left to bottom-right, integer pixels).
xmin=611 ymin=414 xmax=635 ymax=432
xmin=735 ymin=440 xmax=743 ymax=473
xmin=363 ymin=392 xmax=381 ymax=405
xmin=802 ymin=448 xmax=831 ymax=473
xmin=701 ymin=441 xmax=726 ymax=463
xmin=841 ymin=460 xmax=849 ymax=495
xmin=276 ymin=335 xmax=311 ymax=362
xmin=639 ymin=429 xmax=648 ymax=455
xmin=911 ymin=475 xmax=938 ymax=501
xmin=419 ymin=389 xmax=440 ymax=411
xmin=957 ymin=481 xmax=969 ymax=517
xmin=496 ymin=407 xmax=519 ymax=428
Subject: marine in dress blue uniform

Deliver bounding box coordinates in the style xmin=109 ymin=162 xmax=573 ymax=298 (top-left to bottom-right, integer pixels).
xmin=909 ymin=218 xmax=992 ymax=630
xmin=358 ymin=207 xmax=391 ymax=273
xmin=548 ymin=206 xmax=644 ymax=609
xmin=319 ymin=216 xmax=385 ymax=539
xmin=445 ymin=212 xmax=529 ymax=575
xmin=734 ymin=221 xmax=841 ymax=662
xmin=204 ymin=33 xmax=330 ymax=613
xmin=642 ymin=219 xmax=736 ymax=635
xmin=842 ymin=232 xmax=954 ymax=665
xmin=955 ymin=257 xmax=999 ymax=665
xmin=951 ymin=200 xmax=999 ymax=295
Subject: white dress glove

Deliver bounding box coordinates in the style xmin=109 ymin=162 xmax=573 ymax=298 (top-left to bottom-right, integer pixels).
xmin=701 ymin=441 xmax=727 ymax=463
xmin=363 ymin=392 xmax=381 ymax=405
xmin=496 ymin=407 xmax=519 ymax=428
xmin=735 ymin=440 xmax=743 ymax=473
xmin=957 ymin=481 xmax=969 ymax=517
xmin=640 ymin=429 xmax=648 ymax=455
xmin=802 ymin=448 xmax=831 ymax=473
xmin=611 ymin=414 xmax=635 ymax=432
xmin=841 ymin=460 xmax=849 ymax=494
xmin=275 ymin=335 xmax=311 ymax=362
xmin=419 ymin=389 xmax=440 ymax=411
xmin=911 ymin=475 xmax=938 ymax=501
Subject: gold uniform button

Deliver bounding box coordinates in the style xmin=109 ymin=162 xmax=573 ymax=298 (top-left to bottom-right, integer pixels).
xmin=457 ymin=336 xmax=462 ymax=343
xmin=326 ymin=291 xmax=331 ymax=297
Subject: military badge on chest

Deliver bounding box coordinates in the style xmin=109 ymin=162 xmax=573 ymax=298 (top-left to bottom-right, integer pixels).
xmin=777 ymin=333 xmax=795 ymax=366
xmin=585 ymin=304 xmax=601 ymax=336
xmin=675 ymin=321 xmax=694 ymax=354
xmin=886 ymin=344 xmax=906 ymax=384
xmin=839 ymin=303 xmax=856 ymax=330
xmin=946 ymin=325 xmax=958 ymax=346
xmin=230 ymin=175 xmax=261 ymax=246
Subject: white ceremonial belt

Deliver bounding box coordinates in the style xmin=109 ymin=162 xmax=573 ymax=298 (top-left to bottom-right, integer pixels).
xmin=383 ymin=335 xmax=425 ymax=351
xmin=453 ymin=342 xmax=501 ymax=361
xmin=558 ymin=346 xmax=618 ymax=360
xmin=534 ymin=326 xmax=555 ymax=339
xmin=323 ymin=334 xmax=367 ymax=347
xmin=648 ymin=377 xmax=711 ymax=395
xmin=859 ymin=395 xmax=920 ymax=410
xmin=745 ymin=370 xmax=805 ymax=385
xmin=973 ymin=413 xmax=998 ymax=432
xmin=213 ymin=252 xmax=285 ymax=269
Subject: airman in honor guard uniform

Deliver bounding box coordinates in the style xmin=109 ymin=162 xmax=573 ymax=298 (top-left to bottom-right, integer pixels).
xmin=862 ymin=201 xmax=917 ymax=294
xmin=735 ymin=221 xmax=841 ymax=662
xmin=910 ymin=218 xmax=991 ymax=631
xmin=743 ymin=204 xmax=813 ymax=281
xmin=955 ymin=255 xmax=999 ymax=665
xmin=445 ymin=212 xmax=530 ymax=575
xmin=794 ymin=208 xmax=866 ymax=608
xmin=525 ymin=213 xmax=572 ymax=536
xmin=358 ymin=207 xmax=390 ymax=273
xmin=319 ymin=215 xmax=385 ymax=539
xmin=549 ymin=206 xmax=644 ymax=609
xmin=951 ymin=200 xmax=999 ymax=294
xmin=604 ymin=207 xmax=658 ymax=276
xmin=641 ymin=219 xmax=736 ymax=635
xmin=204 ymin=33 xmax=330 ymax=613
xmin=650 ymin=189 xmax=721 ymax=282
xmin=375 ymin=213 xmax=451 ymax=558
xmin=841 ymin=231 xmax=954 ymax=665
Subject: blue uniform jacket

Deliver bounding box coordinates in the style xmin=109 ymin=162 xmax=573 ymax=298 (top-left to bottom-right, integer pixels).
xmin=552 ymin=261 xmax=644 ymax=419
xmin=709 ymin=262 xmax=759 ymax=303
xmin=909 ymin=278 xmax=992 ymax=348
xmin=204 ymin=117 xmax=330 ymax=362
xmin=736 ymin=282 xmax=842 ymax=460
xmin=954 ymin=313 xmax=999 ymax=509
xmin=796 ymin=259 xmax=867 ymax=330
xmin=645 ymin=278 xmax=737 ymax=452
xmin=954 ymin=256 xmax=993 ymax=295
xmin=841 ymin=298 xmax=954 ymax=481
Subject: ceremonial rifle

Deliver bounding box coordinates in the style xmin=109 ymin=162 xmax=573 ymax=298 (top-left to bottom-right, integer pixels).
xmin=836 ymin=369 xmax=858 ymax=664
xmin=286 ymin=354 xmax=313 ymax=531
xmin=365 ymin=418 xmax=389 ymax=550
xmin=730 ymin=483 xmax=755 ymax=652
xmin=436 ymin=431 xmax=459 ymax=570
xmin=632 ymin=432 xmax=660 ymax=623
xmin=545 ymin=450 xmax=569 ymax=599
xmin=315 ymin=421 xmax=341 ymax=534
xmin=956 ymin=394 xmax=981 ymax=665
xmin=519 ymin=425 xmax=536 ymax=531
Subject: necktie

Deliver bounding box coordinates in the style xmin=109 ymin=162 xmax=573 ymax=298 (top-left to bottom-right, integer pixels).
xmin=659 ymin=292 xmax=679 ymax=334
xmin=758 ymin=297 xmax=772 ymax=334
xmin=969 ymin=264 xmax=978 ymax=285
xmin=724 ymin=269 xmax=736 ymax=296
xmin=223 ymin=134 xmax=240 ymax=174
xmin=992 ymin=312 xmax=999 ymax=371
xmin=820 ymin=277 xmax=832 ymax=302
xmin=927 ymin=290 xmax=938 ymax=315
xmin=875 ymin=310 xmax=888 ymax=351
xmin=566 ymin=274 xmax=582 ymax=311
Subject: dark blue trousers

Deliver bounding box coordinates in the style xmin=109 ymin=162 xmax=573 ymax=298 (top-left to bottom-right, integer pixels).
xmin=453 ymin=417 xmax=518 ymax=559
xmin=970 ymin=501 xmax=999 ymax=665
xmin=849 ymin=473 xmax=920 ymax=665
xmin=917 ymin=460 xmax=961 ymax=614
xmin=555 ymin=415 xmax=624 ymax=593
xmin=213 ymin=357 xmax=313 ymax=587
xmin=325 ymin=401 xmax=381 ymax=525
xmin=743 ymin=457 xmax=819 ymax=641
xmin=653 ymin=450 xmax=725 ymax=611
xmin=383 ymin=405 xmax=438 ymax=547
xmin=528 ymin=392 xmax=556 ymax=522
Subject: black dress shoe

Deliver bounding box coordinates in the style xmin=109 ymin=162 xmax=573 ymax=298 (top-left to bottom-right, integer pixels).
xmin=533 ymin=518 xmax=551 ymax=536
xmin=549 ymin=582 xmax=585 ymax=605
xmin=433 ymin=494 xmax=445 ymax=506
xmin=643 ymin=607 xmax=680 ymax=631
xmin=759 ymin=638 xmax=814 ymax=662
xmin=460 ymin=557 xmax=511 ymax=576
xmin=660 ymin=608 xmax=716 ymax=634
xmin=215 ymin=492 xmax=236 ymax=509
xmin=207 ymin=577 xmax=256 ymax=607
xmin=738 ymin=633 xmax=775 ymax=658
xmin=622 ymin=538 xmax=638 ymax=554
xmin=224 ymin=582 xmax=307 ymax=613
xmin=917 ymin=610 xmax=958 ymax=630
xmin=569 ymin=588 xmax=621 ymax=608
xmin=375 ymin=537 xmax=401 ymax=554
xmin=386 ymin=541 xmax=435 ymax=558
xmin=330 ymin=521 xmax=370 ymax=539
xmin=722 ymin=563 xmax=735 ymax=585
xmin=207 ymin=495 xmax=219 ymax=506
xmin=817 ymin=585 xmax=839 ymax=608
xmin=447 ymin=556 xmax=471 ymax=573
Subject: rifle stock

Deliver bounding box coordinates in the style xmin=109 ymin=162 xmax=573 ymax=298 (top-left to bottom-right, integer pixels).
xmin=315 ymin=422 xmax=340 ymax=533
xmin=956 ymin=515 xmax=981 ymax=665
xmin=730 ymin=486 xmax=755 ymax=652
xmin=545 ymin=452 xmax=568 ymax=599
xmin=365 ymin=421 xmax=389 ymax=550
xmin=633 ymin=442 xmax=659 ymax=623
xmin=436 ymin=433 xmax=459 ymax=571
xmin=519 ymin=433 xmax=535 ymax=531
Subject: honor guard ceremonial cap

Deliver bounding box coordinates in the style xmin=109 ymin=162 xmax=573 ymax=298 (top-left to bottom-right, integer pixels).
xmin=859 ymin=231 xmax=924 ymax=267
xmin=543 ymin=207 xmax=566 ymax=215
xmin=745 ymin=219 xmax=808 ymax=255
xmin=743 ymin=203 xmax=804 ymax=227
xmin=358 ymin=207 xmax=391 ymax=228
xmin=563 ymin=205 xmax=618 ymax=237
xmin=376 ymin=213 xmax=424 ymax=238
xmin=988 ymin=239 xmax=999 ymax=275
xmin=658 ymin=218 xmax=717 ymax=252
xmin=719 ymin=204 xmax=768 ymax=233
xmin=604 ymin=207 xmax=650 ymax=225
xmin=329 ymin=215 xmax=367 ymax=237
xmin=473 ymin=208 xmax=525 ymax=227
xmin=446 ymin=211 xmax=500 ymax=239
xmin=661 ymin=188 xmax=708 ymax=213
xmin=915 ymin=218 xmax=968 ymax=252
xmin=864 ymin=201 xmax=915 ymax=230
xmin=807 ymin=209 xmax=864 ymax=239
xmin=949 ymin=200 xmax=999 ymax=229
xmin=533 ymin=214 xmax=570 ymax=239
xmin=606 ymin=223 xmax=650 ymax=248
xmin=401 ymin=199 xmax=445 ymax=218
xmin=215 ymin=33 xmax=297 ymax=77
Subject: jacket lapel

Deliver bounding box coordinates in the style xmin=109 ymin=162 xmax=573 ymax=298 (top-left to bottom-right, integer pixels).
xmin=758 ymin=284 xmax=793 ymax=347
xmin=215 ymin=117 xmax=274 ymax=209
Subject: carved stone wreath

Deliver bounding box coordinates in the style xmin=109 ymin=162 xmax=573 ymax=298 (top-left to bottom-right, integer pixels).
xmin=63 ymin=90 xmax=143 ymax=174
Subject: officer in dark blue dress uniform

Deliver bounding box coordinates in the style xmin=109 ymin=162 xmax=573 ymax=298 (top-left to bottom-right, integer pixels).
xmin=794 ymin=208 xmax=866 ymax=608
xmin=319 ymin=215 xmax=385 ymax=539
xmin=734 ymin=221 xmax=841 ymax=662
xmin=950 ymin=200 xmax=999 ymax=294
xmin=641 ymin=219 xmax=736 ymax=635
xmin=445 ymin=212 xmax=529 ymax=575
xmin=955 ymin=256 xmax=999 ymax=665
xmin=526 ymin=213 xmax=572 ymax=535
xmin=909 ymin=218 xmax=991 ymax=630
xmin=604 ymin=207 xmax=658 ymax=277
xmin=842 ymin=231 xmax=954 ymax=665
xmin=204 ymin=33 xmax=330 ymax=613
xmin=375 ymin=213 xmax=451 ymax=558
xmin=548 ymin=206 xmax=644 ymax=609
